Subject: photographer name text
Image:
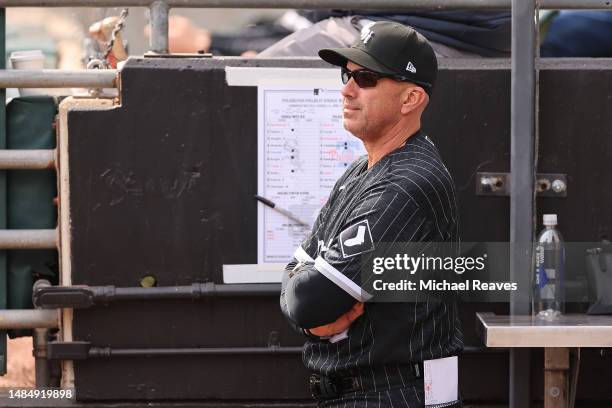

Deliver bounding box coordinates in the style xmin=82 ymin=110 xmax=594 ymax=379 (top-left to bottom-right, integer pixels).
xmin=372 ymin=279 xmax=517 ymax=292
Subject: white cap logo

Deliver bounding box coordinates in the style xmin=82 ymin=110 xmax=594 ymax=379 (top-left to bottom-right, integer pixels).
xmin=360 ymin=22 xmax=376 ymax=44
xmin=406 ymin=61 xmax=417 ymax=73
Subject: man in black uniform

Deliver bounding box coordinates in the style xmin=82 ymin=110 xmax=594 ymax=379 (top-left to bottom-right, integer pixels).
xmin=280 ymin=21 xmax=462 ymax=407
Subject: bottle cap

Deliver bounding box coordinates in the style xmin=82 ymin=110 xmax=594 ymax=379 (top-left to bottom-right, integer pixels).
xmin=543 ymin=214 xmax=557 ymax=226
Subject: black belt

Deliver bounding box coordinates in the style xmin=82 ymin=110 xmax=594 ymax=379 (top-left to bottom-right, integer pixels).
xmin=309 ymin=363 xmax=423 ymax=400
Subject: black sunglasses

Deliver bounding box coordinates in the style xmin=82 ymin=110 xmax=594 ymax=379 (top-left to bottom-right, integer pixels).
xmin=341 ymin=66 xmax=431 ymax=91
xmin=341 ymin=67 xmax=389 ymax=88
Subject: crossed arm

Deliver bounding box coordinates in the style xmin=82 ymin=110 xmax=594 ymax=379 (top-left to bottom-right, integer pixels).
xmin=280 ymin=259 xmax=364 ymax=337
xmin=280 ymin=187 xmax=428 ymax=338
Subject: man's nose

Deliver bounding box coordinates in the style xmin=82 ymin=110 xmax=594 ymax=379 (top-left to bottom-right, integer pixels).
xmin=340 ymin=74 xmax=359 ymax=98
xmin=341 ymin=77 xmax=358 ymax=98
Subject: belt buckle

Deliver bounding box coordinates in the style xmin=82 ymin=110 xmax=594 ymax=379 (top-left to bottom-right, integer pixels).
xmin=309 ymin=374 xmax=340 ymax=400
xmin=309 ymin=374 xmax=321 ymax=399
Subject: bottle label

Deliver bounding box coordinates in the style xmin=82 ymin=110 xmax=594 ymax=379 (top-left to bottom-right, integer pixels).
xmin=535 ymin=265 xmax=548 ymax=289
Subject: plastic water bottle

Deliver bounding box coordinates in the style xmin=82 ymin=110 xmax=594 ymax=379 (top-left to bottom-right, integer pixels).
xmin=534 ymin=214 xmax=565 ymax=320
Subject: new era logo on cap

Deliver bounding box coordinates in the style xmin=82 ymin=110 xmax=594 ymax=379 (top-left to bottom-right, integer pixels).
xmin=406 ymin=61 xmax=417 ymax=73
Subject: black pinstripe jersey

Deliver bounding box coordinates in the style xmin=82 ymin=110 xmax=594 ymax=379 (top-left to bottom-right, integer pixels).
xmin=280 ymin=130 xmax=463 ymax=376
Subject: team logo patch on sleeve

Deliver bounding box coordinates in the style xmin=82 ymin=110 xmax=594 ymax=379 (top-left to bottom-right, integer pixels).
xmin=339 ymin=219 xmax=375 ymax=258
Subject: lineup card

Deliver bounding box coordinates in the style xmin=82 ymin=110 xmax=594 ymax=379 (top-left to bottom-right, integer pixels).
xmin=257 ymin=86 xmax=366 ymax=264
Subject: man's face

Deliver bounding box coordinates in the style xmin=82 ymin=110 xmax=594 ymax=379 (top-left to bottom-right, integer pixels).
xmin=341 ymin=61 xmax=408 ymax=141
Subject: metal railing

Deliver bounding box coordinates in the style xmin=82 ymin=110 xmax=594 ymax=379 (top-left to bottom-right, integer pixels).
xmin=0 ymin=229 xmax=57 ymax=249
xmin=0 ymin=149 xmax=55 ymax=169
xmin=0 ymin=1 xmax=609 ymax=55
xmin=0 ymin=309 xmax=58 ymax=329
xmin=0 ymin=69 xmax=117 ymax=88
xmin=0 ymin=0 xmax=610 ymax=54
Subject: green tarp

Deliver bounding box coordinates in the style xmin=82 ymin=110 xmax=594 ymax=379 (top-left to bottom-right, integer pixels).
xmin=5 ymin=96 xmax=58 ymax=339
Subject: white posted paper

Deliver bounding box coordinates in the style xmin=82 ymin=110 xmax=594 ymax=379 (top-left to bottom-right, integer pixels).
xmin=424 ymin=356 xmax=459 ymax=406
xmin=257 ymin=86 xmax=366 ymax=264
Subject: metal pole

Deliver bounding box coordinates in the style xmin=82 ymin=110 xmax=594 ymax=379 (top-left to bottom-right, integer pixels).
xmin=509 ymin=0 xmax=536 ymax=405
xmin=33 ymin=328 xmax=50 ymax=387
xmin=52 ymin=344 xmax=509 ymax=360
xmin=150 ymin=1 xmax=169 ymax=54
xmin=0 ymin=229 xmax=57 ymax=249
xmin=91 ymin=346 xmax=304 ymax=357
xmin=0 ymin=70 xmax=116 ymax=88
xmin=0 ymin=310 xmax=58 ymax=328
xmin=48 ymin=343 xmax=511 ymax=360
xmin=0 ymin=0 xmax=610 ymax=8
xmin=0 ymin=5 xmax=6 ymax=378
xmin=0 ymin=149 xmax=55 ymax=169
xmin=33 ymin=283 xmax=282 ymax=309
xmin=97 ymin=345 xmax=510 ymax=357
xmin=103 ymin=283 xmax=281 ymax=300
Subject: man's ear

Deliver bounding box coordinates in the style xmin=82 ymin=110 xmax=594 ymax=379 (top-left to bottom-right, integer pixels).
xmin=400 ymin=87 xmax=428 ymax=115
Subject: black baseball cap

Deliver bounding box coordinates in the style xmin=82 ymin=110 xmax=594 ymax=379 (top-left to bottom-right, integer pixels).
xmin=319 ymin=21 xmax=438 ymax=93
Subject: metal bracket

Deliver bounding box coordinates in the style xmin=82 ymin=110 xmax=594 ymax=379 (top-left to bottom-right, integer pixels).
xmin=476 ymin=173 xmax=567 ymax=197
xmin=536 ymin=173 xmax=568 ymax=197
xmin=47 ymin=341 xmax=91 ymax=360
xmin=476 ymin=172 xmax=509 ymax=196
xmin=33 ymin=285 xmax=95 ymax=309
